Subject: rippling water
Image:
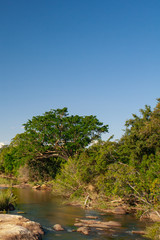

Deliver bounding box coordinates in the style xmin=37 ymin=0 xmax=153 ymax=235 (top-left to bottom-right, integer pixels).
xmin=3 ymin=188 xmax=149 ymax=240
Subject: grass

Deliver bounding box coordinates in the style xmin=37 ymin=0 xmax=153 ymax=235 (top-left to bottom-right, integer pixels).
xmin=0 ymin=177 xmax=11 ymax=185
xmin=0 ymin=189 xmax=17 ymax=211
xmin=145 ymin=223 xmax=160 ymax=240
xmin=0 ymin=177 xmax=19 ymax=185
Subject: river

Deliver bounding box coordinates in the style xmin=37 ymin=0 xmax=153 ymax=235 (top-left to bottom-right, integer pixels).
xmin=3 ymin=187 xmax=149 ymax=240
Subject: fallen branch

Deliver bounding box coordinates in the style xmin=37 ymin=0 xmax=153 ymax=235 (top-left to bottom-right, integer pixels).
xmin=84 ymin=195 xmax=90 ymax=207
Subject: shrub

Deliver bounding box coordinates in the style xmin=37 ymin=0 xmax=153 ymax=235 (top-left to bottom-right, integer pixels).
xmin=0 ymin=189 xmax=16 ymax=211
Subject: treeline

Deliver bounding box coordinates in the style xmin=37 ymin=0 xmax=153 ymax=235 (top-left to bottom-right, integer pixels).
xmin=0 ymin=100 xmax=160 ymax=207
xmin=54 ymin=100 xmax=160 ymax=207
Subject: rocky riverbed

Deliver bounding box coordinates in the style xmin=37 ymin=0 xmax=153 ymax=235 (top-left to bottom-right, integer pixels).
xmin=0 ymin=187 xmax=151 ymax=240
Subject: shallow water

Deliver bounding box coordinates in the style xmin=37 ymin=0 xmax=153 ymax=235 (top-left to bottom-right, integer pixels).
xmin=4 ymin=188 xmax=149 ymax=240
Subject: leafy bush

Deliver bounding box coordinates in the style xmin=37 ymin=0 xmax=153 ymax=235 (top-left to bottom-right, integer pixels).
xmin=53 ymin=157 xmax=86 ymax=197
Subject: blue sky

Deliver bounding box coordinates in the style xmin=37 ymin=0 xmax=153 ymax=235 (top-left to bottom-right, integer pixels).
xmin=0 ymin=0 xmax=160 ymax=144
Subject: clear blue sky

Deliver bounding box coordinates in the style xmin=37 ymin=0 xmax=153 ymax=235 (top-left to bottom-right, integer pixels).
xmin=0 ymin=0 xmax=160 ymax=144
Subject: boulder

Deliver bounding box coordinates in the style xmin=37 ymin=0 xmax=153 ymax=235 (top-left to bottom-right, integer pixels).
xmin=0 ymin=214 xmax=44 ymax=240
xmin=86 ymin=215 xmax=98 ymax=219
xmin=53 ymin=224 xmax=64 ymax=231
xmin=140 ymin=211 xmax=160 ymax=222
xmin=32 ymin=185 xmax=41 ymax=190
xmin=102 ymin=206 xmax=127 ymax=215
xmin=80 ymin=219 xmax=121 ymax=227
xmin=149 ymin=212 xmax=160 ymax=222
xmin=74 ymin=219 xmax=121 ymax=229
xmin=41 ymin=184 xmax=47 ymax=189
xmin=77 ymin=226 xmax=89 ymax=235
xmin=74 ymin=223 xmax=84 ymax=227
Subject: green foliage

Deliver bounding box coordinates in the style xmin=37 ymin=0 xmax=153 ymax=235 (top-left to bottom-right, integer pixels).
xmin=120 ymin=101 xmax=160 ymax=168
xmin=95 ymin=161 xmax=160 ymax=206
xmin=95 ymin=163 xmax=135 ymax=197
xmin=28 ymin=156 xmax=64 ymax=181
xmin=2 ymin=108 xmax=108 ymax=180
xmin=0 ymin=177 xmax=11 ymax=185
xmin=0 ymin=189 xmax=16 ymax=211
xmin=53 ymin=140 xmax=119 ymax=199
xmin=19 ymin=107 xmax=108 ymax=161
xmin=0 ymin=146 xmax=8 ymax=173
xmin=1 ymin=99 xmax=160 ymax=213
xmin=145 ymin=223 xmax=160 ymax=240
xmin=54 ymin=99 xmax=160 ymax=210
xmin=0 ymin=145 xmax=26 ymax=175
xmin=71 ymin=140 xmax=118 ymax=184
xmin=53 ymin=139 xmax=118 ymax=193
xmin=53 ymin=157 xmax=86 ymax=197
xmin=0 ymin=177 xmax=18 ymax=185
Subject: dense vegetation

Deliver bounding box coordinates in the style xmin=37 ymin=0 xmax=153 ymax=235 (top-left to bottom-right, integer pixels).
xmin=0 ymin=100 xmax=160 ymax=211
xmin=0 ymin=99 xmax=160 ymax=238
xmin=0 ymin=108 xmax=108 ymax=180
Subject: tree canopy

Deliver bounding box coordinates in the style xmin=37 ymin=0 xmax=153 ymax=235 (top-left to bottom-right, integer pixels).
xmin=17 ymin=107 xmax=108 ymax=161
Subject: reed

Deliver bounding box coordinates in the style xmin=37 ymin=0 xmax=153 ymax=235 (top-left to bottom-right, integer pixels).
xmin=0 ymin=189 xmax=16 ymax=211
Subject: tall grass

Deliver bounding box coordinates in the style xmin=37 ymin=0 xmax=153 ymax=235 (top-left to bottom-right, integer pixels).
xmin=0 ymin=189 xmax=16 ymax=211
xmin=0 ymin=177 xmax=11 ymax=185
xmin=0 ymin=177 xmax=18 ymax=185
xmin=145 ymin=223 xmax=160 ymax=240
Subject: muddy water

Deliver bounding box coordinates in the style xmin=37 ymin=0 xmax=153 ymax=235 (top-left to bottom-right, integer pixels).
xmin=9 ymin=188 xmax=149 ymax=240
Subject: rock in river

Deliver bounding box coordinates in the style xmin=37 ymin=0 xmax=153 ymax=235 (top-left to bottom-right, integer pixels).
xmin=0 ymin=214 xmax=44 ymax=240
xmin=77 ymin=226 xmax=89 ymax=235
xmin=53 ymin=224 xmax=64 ymax=231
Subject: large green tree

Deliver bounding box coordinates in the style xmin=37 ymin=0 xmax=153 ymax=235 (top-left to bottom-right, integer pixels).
xmin=12 ymin=107 xmax=108 ymax=162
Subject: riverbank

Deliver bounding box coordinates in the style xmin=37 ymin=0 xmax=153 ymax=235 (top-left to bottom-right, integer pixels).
xmin=53 ymin=188 xmax=160 ymax=240
xmin=1 ymin=179 xmax=160 ymax=240
xmin=0 ymin=185 xmax=154 ymax=240
xmin=1 ymin=179 xmax=159 ymax=223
